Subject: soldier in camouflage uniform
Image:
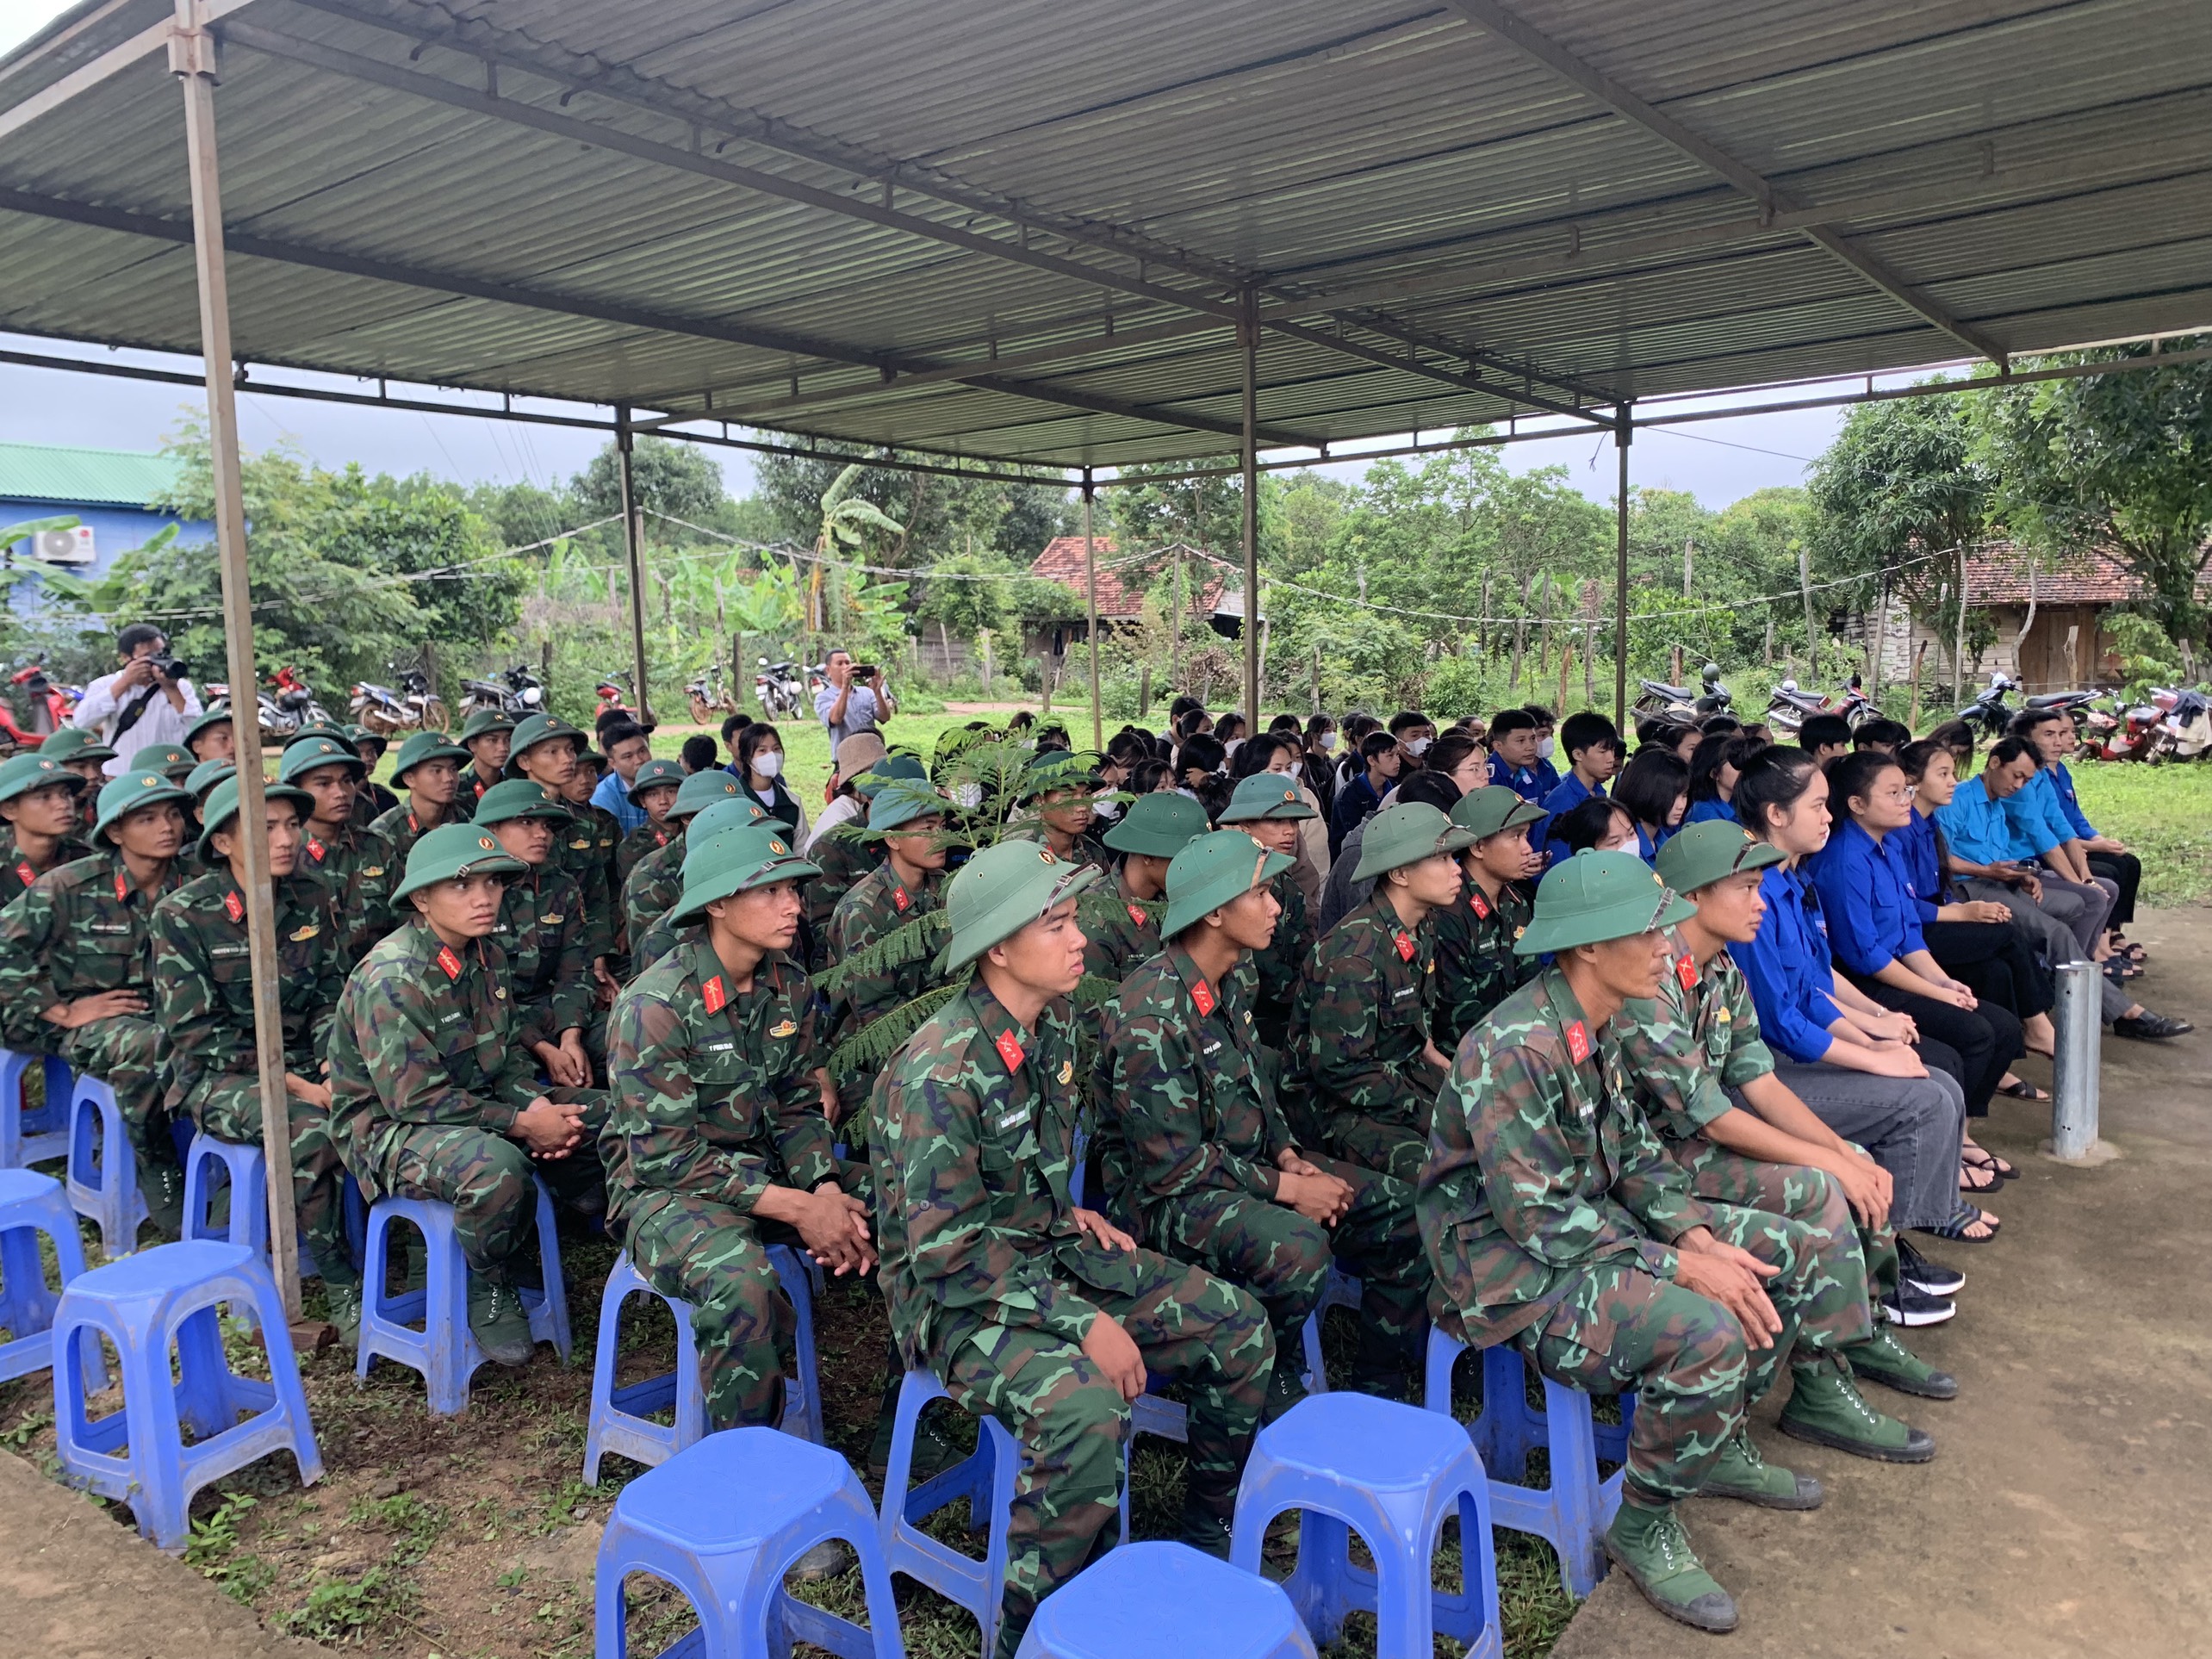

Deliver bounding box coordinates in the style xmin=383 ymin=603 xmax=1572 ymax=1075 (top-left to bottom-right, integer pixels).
xmin=1013 ymin=751 xmax=1112 ymax=879
xmin=152 ymin=775 xmax=361 ymax=1331
xmin=1620 ymin=823 xmax=1959 ymax=1402
xmin=327 ymin=823 xmax=608 ymax=1364
xmin=0 ymin=752 xmax=90 ymax=904
xmin=826 ymin=778 xmax=948 ymax=1139
xmin=505 ymin=713 xmax=618 ymax=967
xmin=1287 ymin=804 xmax=1473 ymax=1180
xmin=475 ymin=780 xmax=600 ymax=1085
xmin=615 ymin=757 xmax=686 ymax=887
xmin=279 ymin=736 xmax=397 ymax=968
xmin=1430 ymin=786 xmax=1544 ymax=1052
xmin=1420 ymin=849 xmax=1924 ymax=1635
xmin=631 ymin=796 xmax=772 ymax=973
xmin=368 ymin=730 xmax=474 ymax=867
xmin=607 ymin=823 xmax=872 ymax=1429
xmin=1081 ymin=792 xmax=1203 ymax=989
xmin=1215 ymin=775 xmax=1314 ymax=1050
xmin=457 ymin=708 xmax=513 ymax=818
xmin=623 ymin=768 xmax=745 ymax=964
xmin=1099 ymin=830 xmax=1430 ymax=1417
xmin=345 ymin=726 xmax=401 ymax=822
xmin=183 ymin=705 xmax=234 ymax=767
xmin=186 ymin=758 xmax=234 ymax=806
xmin=871 ymin=841 xmax=1273 ymax=1657
xmin=0 ymin=768 xmax=193 ymax=1233
xmin=38 ymin=729 xmax=117 ymax=834
xmin=140 ymin=744 xmax=197 ymax=785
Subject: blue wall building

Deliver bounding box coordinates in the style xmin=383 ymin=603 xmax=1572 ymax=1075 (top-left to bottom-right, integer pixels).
xmin=0 ymin=442 xmax=212 ymax=608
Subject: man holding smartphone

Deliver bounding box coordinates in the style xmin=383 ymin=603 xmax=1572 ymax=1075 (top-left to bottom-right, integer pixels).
xmin=814 ymin=647 xmax=894 ymax=747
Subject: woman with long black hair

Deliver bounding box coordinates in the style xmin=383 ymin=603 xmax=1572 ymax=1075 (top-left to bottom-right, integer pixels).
xmin=733 ymin=721 xmax=807 ymax=839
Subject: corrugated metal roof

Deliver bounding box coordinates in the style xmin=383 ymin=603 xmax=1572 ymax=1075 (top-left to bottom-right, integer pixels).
xmin=0 ymin=0 xmax=2205 ymax=469
xmin=0 ymin=440 xmax=182 ymax=507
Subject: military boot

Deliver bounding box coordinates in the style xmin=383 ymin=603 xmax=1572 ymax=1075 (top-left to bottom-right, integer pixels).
xmin=1843 ymin=1327 xmax=1959 ymax=1401
xmin=1779 ymin=1364 xmax=1935 ymax=1462
xmin=1177 ymin=1466 xmax=1238 ymax=1561
xmin=1697 ymin=1426 xmax=1824 ymax=1509
xmin=321 ymin=1271 xmax=364 ymax=1346
xmin=1261 ymin=1350 xmax=1310 ymax=1425
xmin=1345 ymin=1320 xmax=1419 ymax=1402
xmin=1602 ymin=1502 xmax=1738 ymax=1634
xmin=468 ymin=1275 xmax=536 ymax=1367
xmin=139 ymin=1155 xmax=185 ymax=1242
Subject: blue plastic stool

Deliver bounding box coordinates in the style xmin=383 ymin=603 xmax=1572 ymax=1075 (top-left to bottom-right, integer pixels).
xmin=1421 ymin=1328 xmax=1632 ymax=1599
xmin=595 ymin=1426 xmax=904 ymax=1659
xmin=50 ymin=1240 xmax=322 ymax=1550
xmin=582 ymin=1246 xmax=824 ymax=1484
xmin=1015 ymin=1539 xmax=1315 ymax=1659
xmin=1297 ymin=1263 xmax=1363 ymax=1394
xmin=65 ymin=1074 xmax=145 ymax=1258
xmin=0 ymin=1167 xmax=104 ymax=1389
xmin=1231 ymin=1393 xmax=1502 ymax=1659
xmin=182 ymin=1132 xmax=270 ymax=1252
xmin=354 ymin=1179 xmax=572 ymax=1414
xmin=0 ymin=1049 xmax=72 ymax=1169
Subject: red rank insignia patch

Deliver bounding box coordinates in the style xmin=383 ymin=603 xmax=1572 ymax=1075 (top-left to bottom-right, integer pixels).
xmin=13 ymin=861 xmax=33 ymax=890
xmin=1564 ymin=1019 xmax=1593 ymax=1063
xmin=1394 ymin=930 xmax=1416 ymax=962
xmin=892 ymin=885 xmax=910 ymax=913
xmin=1127 ymin=903 xmax=1147 ymax=928
xmin=1675 ymin=953 xmax=1698 ymax=991
xmin=224 ymin=891 xmax=244 ymax=924
xmin=702 ymin=975 xmax=727 ymax=1014
xmin=1191 ymin=978 xmax=1216 ymax=1017
xmin=407 ymin=812 xmax=420 ymax=835
xmin=1469 ymin=889 xmax=1490 ymax=920
xmin=994 ymin=1028 xmax=1026 ymax=1072
xmin=436 ymin=945 xmax=463 ymax=981
xmin=307 ymin=839 xmax=326 ymax=863
xmin=114 ymin=872 xmax=127 ymax=903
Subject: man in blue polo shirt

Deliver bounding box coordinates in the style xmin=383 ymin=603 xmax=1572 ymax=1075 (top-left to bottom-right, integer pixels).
xmin=1538 ymin=710 xmax=1621 ymax=866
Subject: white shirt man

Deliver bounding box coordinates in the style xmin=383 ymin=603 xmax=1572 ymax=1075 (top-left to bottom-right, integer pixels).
xmin=72 ymin=624 xmax=203 ymax=776
xmin=812 ymin=648 xmax=891 ymax=747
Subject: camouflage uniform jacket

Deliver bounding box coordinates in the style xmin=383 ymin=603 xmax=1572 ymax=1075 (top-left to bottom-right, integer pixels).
xmin=0 ymin=834 xmax=93 ymax=905
xmin=0 ymin=852 xmax=188 ymax=1050
xmin=800 ymin=823 xmax=880 ymax=960
xmin=606 ymin=939 xmax=836 ymax=1228
xmin=1097 ymin=944 xmax=1295 ymax=1226
xmin=349 ymin=780 xmax=399 ymax=829
xmin=623 ymin=830 xmax=687 ymax=952
xmin=1288 ymin=892 xmax=1439 ymax=1128
xmin=1613 ymin=928 xmax=1777 ymax=1145
xmin=553 ymin=801 xmax=619 ymax=962
xmin=1418 ymin=965 xmax=1712 ymax=1346
xmin=327 ymin=924 xmax=540 ymax=1163
xmin=1432 ymin=875 xmax=1537 ymax=1053
xmin=1077 ymin=872 xmax=1162 ymax=989
xmin=368 ymin=800 xmax=461 ymax=871
xmin=829 ymin=861 xmax=946 ymax=1033
xmin=150 ymin=867 xmax=348 ymax=1113
xmin=872 ymin=981 xmax=1153 ymax=1368
xmin=301 ymin=817 xmax=396 ymax=966
xmin=1247 ymin=867 xmax=1310 ymax=1037
xmin=617 ymin=819 xmax=677 ymax=889
xmin=489 ymin=865 xmax=595 ymax=1050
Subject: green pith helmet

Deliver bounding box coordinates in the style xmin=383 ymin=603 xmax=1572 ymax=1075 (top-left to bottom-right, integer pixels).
xmin=937 ymin=841 xmax=1101 ymax=973
xmin=1161 ymin=829 xmax=1295 ymax=938
xmin=1654 ymin=819 xmax=1786 ymax=897
xmin=196 ymin=776 xmax=314 ymax=861
xmin=855 ymin=754 xmax=929 ymax=798
xmin=1451 ymin=785 xmax=1546 ymax=841
xmin=0 ymin=752 xmax=83 ymax=804
xmin=504 ymin=713 xmax=586 ymax=775
xmin=1215 ymin=774 xmax=1315 ymax=823
xmin=39 ymin=728 xmax=115 ymax=765
xmin=134 ymin=744 xmax=195 ymax=781
xmin=459 ymin=707 xmax=517 ymax=743
xmin=686 ymin=797 xmax=771 ymax=843
xmin=625 ymin=757 xmax=686 ymax=805
xmin=288 ymin=723 xmax=358 ymax=756
xmin=278 ymin=736 xmax=365 ymax=784
xmin=472 ymin=777 xmax=575 ymax=826
xmin=1018 ymin=750 xmax=1104 ymax=804
xmin=186 ymin=760 xmax=237 ymax=802
xmin=389 ymin=730 xmax=470 ymax=785
xmin=1103 ymin=791 xmax=1209 ymax=858
xmin=866 ymin=777 xmax=946 ymax=836
xmin=668 ymin=768 xmax=742 ymax=821
xmin=391 ymin=822 xmax=526 ymax=904
xmin=1351 ymin=802 xmax=1477 ymax=882
xmin=1515 ymin=848 xmax=1695 ymax=956
xmin=667 ymin=823 xmax=820 ymax=924
xmin=90 ymin=770 xmax=190 ymax=847
xmin=183 ymin=705 xmax=234 ymax=751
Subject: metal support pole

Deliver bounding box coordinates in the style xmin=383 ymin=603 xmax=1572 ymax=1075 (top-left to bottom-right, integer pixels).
xmin=616 ymin=410 xmax=651 ymax=724
xmin=1953 ymin=544 xmax=1972 ymax=701
xmin=1612 ymin=410 xmax=1631 ymax=729
xmin=1082 ymin=469 xmax=1102 ymax=752
xmin=1240 ymin=287 xmax=1261 ymax=728
xmin=172 ymin=0 xmax=301 ymax=1320
xmin=2049 ymin=960 xmax=2103 ymax=1159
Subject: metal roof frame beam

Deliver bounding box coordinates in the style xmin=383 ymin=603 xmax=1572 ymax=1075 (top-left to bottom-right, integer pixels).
xmin=1441 ymin=0 xmax=2010 ymax=366
xmin=0 ymin=0 xmax=261 ymax=144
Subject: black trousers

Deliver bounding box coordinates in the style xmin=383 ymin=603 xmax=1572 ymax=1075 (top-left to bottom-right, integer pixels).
xmin=2086 ymin=849 xmax=2141 ymax=929
xmin=1846 ymin=972 xmax=2024 ymax=1120
xmin=1921 ymin=918 xmax=2054 ymax=1020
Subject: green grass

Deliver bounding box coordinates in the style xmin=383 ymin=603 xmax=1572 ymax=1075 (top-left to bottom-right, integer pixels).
xmin=2066 ymin=759 xmax=2212 ymax=906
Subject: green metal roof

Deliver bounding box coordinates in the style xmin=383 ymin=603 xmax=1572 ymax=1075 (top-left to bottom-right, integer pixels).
xmin=0 ymin=442 xmax=182 ymax=509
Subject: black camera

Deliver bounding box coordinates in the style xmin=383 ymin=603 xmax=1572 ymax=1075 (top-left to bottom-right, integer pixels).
xmin=148 ymin=655 xmax=189 ymax=681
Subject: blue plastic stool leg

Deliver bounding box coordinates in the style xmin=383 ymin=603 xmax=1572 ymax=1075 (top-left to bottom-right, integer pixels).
xmin=0 ymin=1170 xmax=105 ymax=1388
xmin=65 ymin=1078 xmax=144 ymax=1258
xmin=0 ymin=1050 xmax=71 ymax=1168
xmin=767 ymin=1243 xmax=825 ymax=1445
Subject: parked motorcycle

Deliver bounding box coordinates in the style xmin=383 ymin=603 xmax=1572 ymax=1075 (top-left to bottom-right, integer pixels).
xmin=351 ymin=666 xmax=446 ymax=736
xmin=460 ymin=663 xmax=547 ymax=721
xmin=8 ymin=656 xmax=76 ymax=739
xmin=755 ymin=658 xmax=804 ymax=720
xmin=1635 ymin=662 xmax=1734 ymax=722
xmin=1693 ymin=662 xmax=1733 ymax=718
xmin=595 ymin=670 xmax=637 ymax=724
xmin=258 ymin=665 xmax=335 ymax=739
xmin=2154 ymin=687 xmax=2212 ymax=760
xmin=687 ymin=668 xmax=736 ymax=727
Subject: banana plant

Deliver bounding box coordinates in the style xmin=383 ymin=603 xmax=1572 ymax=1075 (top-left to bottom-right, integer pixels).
xmin=0 ymin=515 xmax=83 ymax=590
xmin=809 ymin=463 xmax=905 ymax=631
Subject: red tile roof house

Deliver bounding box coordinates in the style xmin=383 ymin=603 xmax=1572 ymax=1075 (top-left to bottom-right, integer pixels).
xmin=1020 ymin=536 xmax=1228 ymax=667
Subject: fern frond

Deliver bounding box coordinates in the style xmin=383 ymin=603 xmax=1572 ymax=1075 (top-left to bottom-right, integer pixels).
xmin=812 ymin=910 xmax=949 ymax=995
xmin=825 ymin=979 xmax=967 ymax=1082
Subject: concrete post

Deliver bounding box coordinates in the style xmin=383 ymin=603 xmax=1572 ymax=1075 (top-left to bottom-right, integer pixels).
xmin=2050 ymin=960 xmax=2102 ymax=1160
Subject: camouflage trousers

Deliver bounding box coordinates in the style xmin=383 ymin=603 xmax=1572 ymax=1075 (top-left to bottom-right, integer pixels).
xmin=1145 ymin=1150 xmax=1429 ymax=1364
xmin=59 ymin=1015 xmax=175 ymax=1174
xmin=1667 ymin=1140 xmax=1880 ymax=1376
xmin=1324 ymin=1108 xmax=1430 ymax=1185
xmin=348 ymin=1088 xmax=607 ymax=1281
xmin=192 ymin=1075 xmax=354 ymax=1289
xmin=938 ymin=1251 xmax=1271 ymax=1653
xmin=1510 ymin=1200 xmax=1826 ymax=1507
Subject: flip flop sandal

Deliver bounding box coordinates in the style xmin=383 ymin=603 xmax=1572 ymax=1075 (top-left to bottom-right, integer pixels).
xmin=1959 ymin=1160 xmax=2002 ymax=1194
xmin=1917 ymin=1209 xmax=2001 ymax=1245
xmin=2111 ymin=937 xmax=2147 ymax=962
xmin=1995 ymin=1078 xmax=2050 ymax=1103
xmin=1962 ymin=1145 xmax=2018 ymax=1181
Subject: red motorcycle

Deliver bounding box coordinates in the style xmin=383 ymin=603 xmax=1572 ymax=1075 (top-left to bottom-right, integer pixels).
xmin=595 ymin=670 xmax=636 ymax=722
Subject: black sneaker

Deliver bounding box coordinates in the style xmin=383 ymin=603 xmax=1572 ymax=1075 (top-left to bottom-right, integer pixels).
xmin=1878 ymin=1285 xmax=1956 ymax=1327
xmin=1897 ymin=1239 xmax=1964 ymax=1297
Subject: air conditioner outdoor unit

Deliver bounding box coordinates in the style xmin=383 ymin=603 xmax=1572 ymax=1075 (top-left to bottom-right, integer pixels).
xmin=35 ymin=525 xmax=96 ymax=565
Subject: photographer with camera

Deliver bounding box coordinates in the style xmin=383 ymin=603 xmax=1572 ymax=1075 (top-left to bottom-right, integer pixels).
xmin=71 ymin=624 xmax=203 ymax=779
xmin=813 ymin=646 xmax=894 ymax=749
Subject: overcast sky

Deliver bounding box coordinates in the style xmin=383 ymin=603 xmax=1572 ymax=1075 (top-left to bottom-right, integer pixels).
xmin=0 ymin=0 xmax=1872 ymax=520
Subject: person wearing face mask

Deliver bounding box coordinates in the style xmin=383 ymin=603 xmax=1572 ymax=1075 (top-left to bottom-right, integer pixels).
xmin=1388 ymin=711 xmax=1436 ymax=770
xmin=1300 ymin=715 xmax=1339 ymax=819
xmin=1230 ymin=733 xmax=1330 ymax=904
xmin=1525 ymin=705 xmax=1563 ymax=795
xmin=735 ymin=721 xmax=807 ymax=841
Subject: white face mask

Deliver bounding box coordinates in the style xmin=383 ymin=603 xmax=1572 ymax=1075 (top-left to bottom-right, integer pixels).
xmin=1407 ymin=736 xmax=1432 ymax=757
xmin=955 ymin=782 xmax=984 ymax=811
xmin=1538 ymin=736 xmax=1556 ymax=760
xmin=1319 ymin=733 xmax=1338 ymax=752
xmin=1091 ymin=797 xmax=1122 ymax=822
xmin=752 ymin=751 xmax=783 ymax=780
